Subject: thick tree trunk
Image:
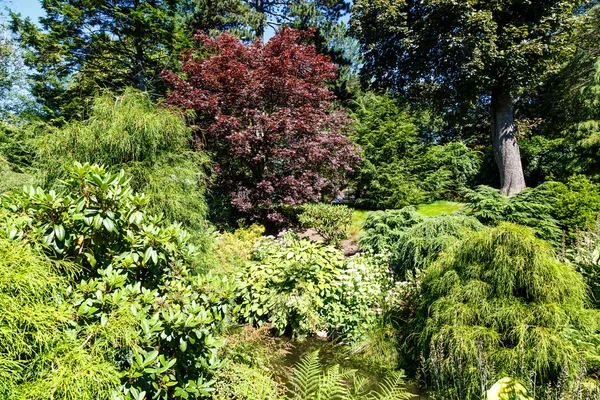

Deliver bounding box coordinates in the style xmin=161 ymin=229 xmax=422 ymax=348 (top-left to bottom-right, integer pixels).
xmin=491 ymin=88 xmax=526 ymax=196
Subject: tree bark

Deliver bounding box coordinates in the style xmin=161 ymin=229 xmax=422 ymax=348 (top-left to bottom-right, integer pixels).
xmin=133 ymin=0 xmax=147 ymax=92
xmin=491 ymin=87 xmax=526 ymax=196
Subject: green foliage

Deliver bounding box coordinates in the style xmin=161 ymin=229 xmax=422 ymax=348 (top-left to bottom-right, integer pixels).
xmin=212 ymin=325 xmax=289 ymax=400
xmin=359 ymin=207 xmax=482 ymax=278
xmin=546 ymin=175 xmax=600 ymax=238
xmin=212 ymin=362 xmax=282 ymax=400
xmin=1 ymin=163 xmax=231 ymax=399
xmin=212 ymin=224 xmax=265 ymax=274
xmin=465 ymin=185 xmax=562 ymax=244
xmin=349 ymin=92 xmax=481 ymax=209
xmin=466 ymin=180 xmax=600 ymax=244
xmin=298 ymin=203 xmax=353 ymax=245
xmin=0 ymin=237 xmax=121 ymax=399
xmin=411 ymin=223 xmax=600 ymax=398
xmin=0 ymin=122 xmax=37 ymax=192
xmin=563 ymin=219 xmax=600 ymax=307
xmin=36 ymin=89 xmax=209 ymax=233
xmin=10 ymin=0 xmax=187 ymax=120
xmin=236 ymin=234 xmax=394 ymax=339
xmin=349 ymin=92 xmax=422 ymax=208
xmin=416 ymin=142 xmax=481 ymax=201
xmin=359 ymin=207 xmax=424 ymax=256
xmin=392 ymin=214 xmax=484 ymax=278
xmin=287 ymin=350 xmax=410 ymax=400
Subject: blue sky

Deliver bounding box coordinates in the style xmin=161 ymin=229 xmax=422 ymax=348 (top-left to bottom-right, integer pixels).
xmin=3 ymin=0 xmax=44 ymax=21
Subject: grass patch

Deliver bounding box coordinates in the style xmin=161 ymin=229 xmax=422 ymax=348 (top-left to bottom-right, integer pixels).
xmin=349 ymin=209 xmax=369 ymax=242
xmin=416 ymin=201 xmax=464 ymax=216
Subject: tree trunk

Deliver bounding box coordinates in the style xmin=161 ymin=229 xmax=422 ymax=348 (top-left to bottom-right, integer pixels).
xmin=133 ymin=0 xmax=147 ymax=92
xmin=491 ymin=87 xmax=526 ymax=196
xmin=254 ymin=0 xmax=266 ymax=41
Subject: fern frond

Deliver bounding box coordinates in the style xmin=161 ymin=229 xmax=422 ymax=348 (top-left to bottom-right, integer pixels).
xmin=289 ymin=351 xmax=321 ymax=400
xmin=317 ymin=364 xmax=352 ymax=400
xmin=365 ymin=371 xmax=412 ymax=400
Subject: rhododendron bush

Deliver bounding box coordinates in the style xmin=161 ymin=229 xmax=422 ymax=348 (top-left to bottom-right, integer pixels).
xmin=163 ymin=28 xmax=360 ymax=222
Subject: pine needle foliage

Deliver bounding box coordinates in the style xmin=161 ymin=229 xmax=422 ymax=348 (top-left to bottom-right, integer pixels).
xmin=359 ymin=207 xmax=424 ymax=256
xmin=0 ymin=237 xmax=120 ymax=399
xmin=359 ymin=207 xmax=483 ymax=278
xmin=394 ymin=214 xmax=483 ymax=277
xmin=35 ymin=88 xmax=209 ymax=232
xmin=465 ymin=185 xmax=562 ymax=244
xmin=410 ymin=223 xmax=600 ymax=398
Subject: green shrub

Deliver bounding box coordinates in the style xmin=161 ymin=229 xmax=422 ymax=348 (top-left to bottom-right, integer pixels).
xmin=349 ymin=92 xmax=481 ymax=209
xmin=212 ymin=224 xmax=265 ymax=274
xmin=417 ymin=142 xmax=481 ymax=202
xmin=359 ymin=208 xmax=482 ymax=278
xmin=359 ymin=207 xmax=424 ymax=256
xmin=563 ymin=219 xmax=600 ymax=306
xmin=212 ymin=362 xmax=282 ymax=400
xmin=236 ymin=234 xmax=394 ymax=339
xmin=212 ymin=325 xmax=289 ymax=400
xmin=0 ymin=122 xmax=37 ymax=193
xmin=465 ymin=185 xmax=562 ymax=244
xmin=35 ymin=89 xmax=210 ymax=233
xmin=298 ymin=203 xmax=353 ymax=245
xmin=392 ymin=214 xmax=483 ymax=277
xmin=1 ymin=163 xmax=232 ymax=399
xmin=545 ymin=175 xmax=600 ymax=239
xmin=409 ymin=223 xmax=600 ymax=398
xmin=0 ymin=237 xmax=121 ymax=400
xmin=287 ymin=351 xmax=411 ymax=400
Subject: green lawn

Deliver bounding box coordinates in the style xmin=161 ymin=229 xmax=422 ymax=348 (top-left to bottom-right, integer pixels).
xmin=349 ymin=209 xmax=369 ymax=241
xmin=416 ymin=201 xmax=464 ymax=216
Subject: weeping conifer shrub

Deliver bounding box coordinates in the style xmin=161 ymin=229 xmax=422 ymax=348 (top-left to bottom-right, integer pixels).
xmin=35 ymin=88 xmax=209 ymax=233
xmin=464 ymin=185 xmax=562 ymax=245
xmin=0 ymin=237 xmax=120 ymax=399
xmin=409 ymin=223 xmax=600 ymax=398
xmin=359 ymin=206 xmax=424 ymax=256
xmin=359 ymin=207 xmax=483 ymax=278
xmin=392 ymin=214 xmax=483 ymax=278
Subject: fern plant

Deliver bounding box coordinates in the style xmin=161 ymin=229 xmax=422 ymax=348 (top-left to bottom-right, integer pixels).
xmin=287 ymin=351 xmax=411 ymax=400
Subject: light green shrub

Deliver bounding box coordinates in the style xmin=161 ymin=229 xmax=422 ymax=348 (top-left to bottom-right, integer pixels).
xmin=545 ymin=175 xmax=600 ymax=238
xmin=213 ymin=224 xmax=265 ymax=274
xmin=0 ymin=237 xmax=120 ymax=399
xmin=298 ymin=203 xmax=353 ymax=245
xmin=359 ymin=207 xmax=482 ymax=278
xmin=349 ymin=92 xmax=481 ymax=209
xmin=359 ymin=206 xmax=424 ymax=256
xmin=1 ymin=163 xmax=232 ymax=399
xmin=35 ymin=89 xmax=210 ymax=233
xmin=236 ymin=234 xmax=394 ymax=339
xmin=409 ymin=223 xmax=600 ymax=398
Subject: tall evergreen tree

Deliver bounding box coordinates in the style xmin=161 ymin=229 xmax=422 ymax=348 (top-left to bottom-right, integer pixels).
xmin=352 ymin=0 xmax=586 ymax=196
xmin=10 ymin=0 xmax=185 ymax=121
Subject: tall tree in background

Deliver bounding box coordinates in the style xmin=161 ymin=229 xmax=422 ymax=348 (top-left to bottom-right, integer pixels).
xmin=242 ymin=0 xmax=350 ymax=39
xmin=163 ymin=28 xmax=360 ymax=223
xmin=179 ymin=0 xmax=260 ymax=39
xmin=10 ymin=0 xmax=184 ymax=121
xmin=352 ymin=0 xmax=586 ymax=196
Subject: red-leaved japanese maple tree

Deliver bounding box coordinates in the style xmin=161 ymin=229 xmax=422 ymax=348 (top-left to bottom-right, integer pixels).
xmin=163 ymin=27 xmax=360 ymax=222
